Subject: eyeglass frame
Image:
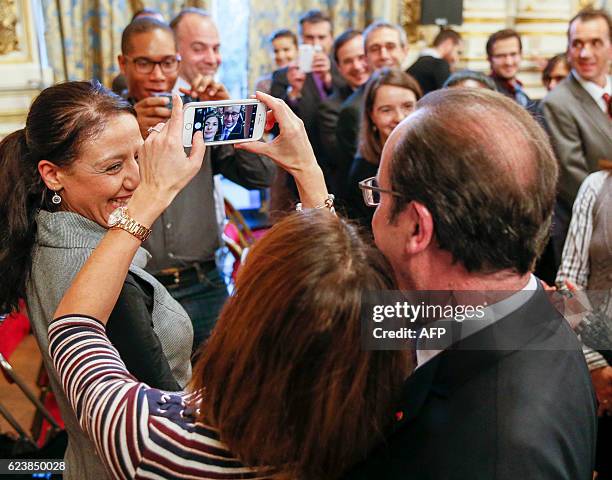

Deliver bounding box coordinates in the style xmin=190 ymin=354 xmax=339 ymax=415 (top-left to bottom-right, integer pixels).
xmin=358 ymin=176 xmax=402 ymax=207
xmin=123 ymin=54 xmax=181 ymax=74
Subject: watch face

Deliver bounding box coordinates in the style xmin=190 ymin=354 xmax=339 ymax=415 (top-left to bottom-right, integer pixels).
xmin=108 ymin=206 xmax=126 ymax=227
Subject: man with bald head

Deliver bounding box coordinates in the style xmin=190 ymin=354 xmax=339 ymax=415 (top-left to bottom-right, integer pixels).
xmin=344 ymin=88 xmax=596 ymax=478
xmin=170 ymin=8 xmax=222 ymax=94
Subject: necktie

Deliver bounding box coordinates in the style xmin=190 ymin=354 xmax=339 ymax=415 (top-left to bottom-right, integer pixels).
xmin=603 ymin=93 xmax=611 ymax=119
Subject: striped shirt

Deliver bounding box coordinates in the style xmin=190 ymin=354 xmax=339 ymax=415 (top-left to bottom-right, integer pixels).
xmin=49 ymin=314 xmax=272 ymax=480
xmin=556 ymin=170 xmax=609 ymax=371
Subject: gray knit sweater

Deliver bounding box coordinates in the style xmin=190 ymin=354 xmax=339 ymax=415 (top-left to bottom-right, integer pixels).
xmin=26 ymin=210 xmax=193 ymax=480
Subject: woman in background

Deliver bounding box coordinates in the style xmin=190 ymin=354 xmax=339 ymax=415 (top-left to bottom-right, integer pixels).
xmin=344 ymin=68 xmax=422 ymax=228
xmin=254 ymin=29 xmax=299 ymax=94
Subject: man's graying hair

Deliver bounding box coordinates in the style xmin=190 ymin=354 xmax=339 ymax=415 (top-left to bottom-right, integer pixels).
xmin=388 ymin=88 xmax=557 ymax=275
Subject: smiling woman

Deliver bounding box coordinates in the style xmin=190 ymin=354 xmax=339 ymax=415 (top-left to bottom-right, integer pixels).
xmin=344 ymin=68 xmax=422 ymax=228
xmin=0 ymin=80 xmax=193 ymax=480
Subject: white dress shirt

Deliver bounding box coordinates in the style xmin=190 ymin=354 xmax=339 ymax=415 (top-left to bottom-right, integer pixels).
xmin=416 ymin=275 xmax=538 ymax=368
xmin=573 ymin=71 xmax=611 ymax=113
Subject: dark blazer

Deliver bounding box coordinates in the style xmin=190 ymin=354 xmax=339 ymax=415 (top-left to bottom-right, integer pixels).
xmin=270 ymin=59 xmax=345 ymax=141
xmin=271 ymin=60 xmax=346 ymax=187
xmin=407 ymin=55 xmax=450 ymax=94
xmin=106 ymin=272 xmax=180 ymax=391
xmin=343 ymin=287 xmax=597 ymax=480
xmin=317 ymin=84 xmax=354 ymax=191
xmin=344 ymin=154 xmax=377 ymax=228
xmin=335 ymin=86 xmax=365 ymax=199
xmin=223 ymin=119 xmax=244 ymax=141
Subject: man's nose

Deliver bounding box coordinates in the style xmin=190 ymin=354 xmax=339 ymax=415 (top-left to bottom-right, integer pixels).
xmin=149 ymin=63 xmax=165 ymax=80
xmin=579 ymin=44 xmax=594 ymax=58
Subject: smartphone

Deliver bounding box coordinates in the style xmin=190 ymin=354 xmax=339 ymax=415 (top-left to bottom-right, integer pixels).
xmin=182 ymin=99 xmax=266 ymax=147
xmin=298 ymin=44 xmax=315 ymax=73
xmin=152 ymin=92 xmax=190 ymax=111
xmin=298 ymin=44 xmax=322 ymax=73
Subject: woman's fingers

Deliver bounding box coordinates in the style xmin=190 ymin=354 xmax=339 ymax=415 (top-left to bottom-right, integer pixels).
xmin=254 ymin=91 xmax=298 ymax=128
xmin=165 ymin=94 xmax=184 ymax=139
xmin=189 ymin=131 xmax=206 ymax=167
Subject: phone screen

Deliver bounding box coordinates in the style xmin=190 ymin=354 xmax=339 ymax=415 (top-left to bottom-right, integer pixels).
xmin=192 ymin=104 xmax=258 ymax=143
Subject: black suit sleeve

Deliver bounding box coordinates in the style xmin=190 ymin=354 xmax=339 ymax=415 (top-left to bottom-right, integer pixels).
xmin=318 ymin=99 xmax=340 ymax=157
xmin=270 ymin=68 xmax=289 ymax=100
xmin=335 ymin=103 xmax=361 ymax=197
xmin=212 ymin=145 xmax=276 ymax=189
xmin=106 ymin=273 xmax=180 ymax=391
xmin=432 ymin=61 xmax=451 ymax=91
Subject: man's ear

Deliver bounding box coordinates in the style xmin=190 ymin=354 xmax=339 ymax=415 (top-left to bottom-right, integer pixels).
xmin=38 ymin=160 xmax=65 ymax=191
xmin=118 ymin=54 xmax=127 ymax=76
xmin=400 ymin=200 xmax=434 ymax=256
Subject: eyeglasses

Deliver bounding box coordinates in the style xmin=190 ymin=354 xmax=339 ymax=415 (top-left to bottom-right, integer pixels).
xmin=125 ymin=55 xmax=180 ymax=74
xmin=358 ymin=176 xmax=402 ymax=207
xmin=223 ymin=111 xmax=241 ymax=117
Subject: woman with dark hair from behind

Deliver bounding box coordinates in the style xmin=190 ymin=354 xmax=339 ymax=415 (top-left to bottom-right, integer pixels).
xmin=47 ymin=91 xmax=411 ymax=479
xmin=0 ymin=81 xmax=193 ymax=479
xmin=344 ymin=68 xmax=422 ymax=228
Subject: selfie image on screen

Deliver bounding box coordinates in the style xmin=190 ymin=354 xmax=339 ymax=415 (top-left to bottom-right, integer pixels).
xmin=192 ymin=105 xmax=257 ymax=143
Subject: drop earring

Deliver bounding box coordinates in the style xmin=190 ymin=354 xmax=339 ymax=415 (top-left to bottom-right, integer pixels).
xmin=51 ymin=190 xmax=62 ymax=205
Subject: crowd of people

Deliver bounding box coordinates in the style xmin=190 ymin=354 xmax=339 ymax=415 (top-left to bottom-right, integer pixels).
xmin=0 ymin=5 xmax=610 ymax=480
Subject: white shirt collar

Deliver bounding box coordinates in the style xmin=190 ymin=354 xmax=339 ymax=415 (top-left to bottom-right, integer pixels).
xmin=172 ymin=76 xmax=191 ymax=94
xmin=416 ymin=274 xmax=539 ymax=368
xmin=573 ymin=70 xmax=611 ymax=113
xmin=420 ymin=48 xmax=442 ymax=59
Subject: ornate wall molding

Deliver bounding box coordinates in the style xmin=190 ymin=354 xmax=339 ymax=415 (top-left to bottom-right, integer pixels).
xmin=400 ymin=0 xmax=421 ymax=44
xmin=0 ymin=0 xmax=19 ymax=55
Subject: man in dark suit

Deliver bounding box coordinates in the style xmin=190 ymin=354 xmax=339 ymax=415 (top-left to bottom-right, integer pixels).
xmin=335 ymin=21 xmax=409 ymax=199
xmin=318 ymin=29 xmax=370 ymax=192
xmin=269 ymin=10 xmax=345 ymax=203
xmin=270 ymin=10 xmax=344 ymax=155
xmin=345 ymin=88 xmax=596 ymax=479
xmin=220 ymin=105 xmax=244 ymax=141
xmin=407 ymin=28 xmax=463 ymax=94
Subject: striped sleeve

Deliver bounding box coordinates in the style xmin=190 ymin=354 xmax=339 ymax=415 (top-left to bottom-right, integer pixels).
xmin=556 ymin=172 xmax=603 ymax=289
xmin=556 ymin=171 xmax=609 ymax=372
xmin=48 ymin=315 xmax=271 ymax=479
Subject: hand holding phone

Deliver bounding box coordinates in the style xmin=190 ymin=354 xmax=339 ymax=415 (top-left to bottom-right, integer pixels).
xmin=134 ymin=96 xmax=172 ymax=138
xmin=287 ymin=64 xmax=306 ymax=99
xmin=234 ymin=91 xmax=328 ymax=209
xmin=182 ymin=99 xmax=266 ymax=147
xmin=311 ymin=51 xmax=331 ymax=78
xmin=298 ymin=44 xmax=322 ymax=73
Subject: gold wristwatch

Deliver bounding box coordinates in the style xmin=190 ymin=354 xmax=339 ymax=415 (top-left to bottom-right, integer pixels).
xmin=108 ymin=206 xmax=152 ymax=242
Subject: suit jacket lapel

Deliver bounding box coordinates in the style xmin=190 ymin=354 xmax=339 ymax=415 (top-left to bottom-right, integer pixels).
xmin=393 ymin=287 xmax=568 ymax=427
xmin=567 ymin=73 xmax=612 ymax=141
